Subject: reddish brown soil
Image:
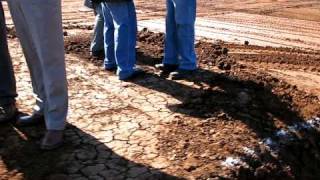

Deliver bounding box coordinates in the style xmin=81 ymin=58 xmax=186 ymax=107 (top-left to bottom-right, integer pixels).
xmin=62 ymin=30 xmax=320 ymax=179
xmin=2 ymin=0 xmax=320 ymax=179
xmin=1 ymin=27 xmax=319 ymax=180
xmin=224 ymin=43 xmax=320 ymax=72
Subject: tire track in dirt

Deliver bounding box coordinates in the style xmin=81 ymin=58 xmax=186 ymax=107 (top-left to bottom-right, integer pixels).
xmin=225 ymin=44 xmax=320 ymax=99
xmin=3 ymin=1 xmax=320 ymax=51
xmin=268 ymin=69 xmax=320 ymax=99
xmin=138 ymin=13 xmax=320 ymax=50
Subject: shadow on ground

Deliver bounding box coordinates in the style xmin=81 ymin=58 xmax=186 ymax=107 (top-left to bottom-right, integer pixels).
xmin=0 ymin=122 xmax=180 ymax=180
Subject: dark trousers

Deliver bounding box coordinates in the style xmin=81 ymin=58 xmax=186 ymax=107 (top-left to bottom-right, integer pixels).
xmin=0 ymin=2 xmax=17 ymax=106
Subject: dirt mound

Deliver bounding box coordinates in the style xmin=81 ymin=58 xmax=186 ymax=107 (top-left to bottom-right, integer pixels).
xmin=138 ymin=28 xmax=166 ymax=46
xmin=196 ymin=41 xmax=239 ymax=70
xmin=64 ymin=29 xmax=239 ymax=71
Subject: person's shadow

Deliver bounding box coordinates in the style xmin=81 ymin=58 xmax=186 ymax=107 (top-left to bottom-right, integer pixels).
xmin=0 ymin=123 xmax=180 ymax=180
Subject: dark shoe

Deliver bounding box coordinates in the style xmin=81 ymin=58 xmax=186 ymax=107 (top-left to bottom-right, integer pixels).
xmin=121 ymin=69 xmax=146 ymax=81
xmin=40 ymin=130 xmax=64 ymax=150
xmin=169 ymin=69 xmax=197 ymax=80
xmin=91 ymin=50 xmax=104 ymax=58
xmin=155 ymin=64 xmax=179 ymax=73
xmin=16 ymin=112 xmax=44 ymax=126
xmin=0 ymin=103 xmax=17 ymax=123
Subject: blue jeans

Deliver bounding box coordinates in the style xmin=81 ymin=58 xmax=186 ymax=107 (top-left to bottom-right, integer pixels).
xmin=101 ymin=1 xmax=137 ymax=80
xmin=0 ymin=3 xmax=17 ymax=106
xmin=163 ymin=0 xmax=197 ymax=70
xmin=90 ymin=3 xmax=104 ymax=53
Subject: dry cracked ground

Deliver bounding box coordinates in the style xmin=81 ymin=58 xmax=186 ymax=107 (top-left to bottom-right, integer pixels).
xmin=1 ymin=0 xmax=320 ymax=180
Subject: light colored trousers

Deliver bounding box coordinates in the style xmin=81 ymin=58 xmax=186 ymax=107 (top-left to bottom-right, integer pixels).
xmin=7 ymin=0 xmax=68 ymax=130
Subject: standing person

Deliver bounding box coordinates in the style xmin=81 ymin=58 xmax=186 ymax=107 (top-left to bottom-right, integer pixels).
xmin=84 ymin=0 xmax=104 ymax=57
xmin=156 ymin=0 xmax=197 ymax=80
xmin=7 ymin=0 xmax=68 ymax=150
xmin=0 ymin=1 xmax=17 ymax=123
xmin=95 ymin=0 xmax=144 ymax=80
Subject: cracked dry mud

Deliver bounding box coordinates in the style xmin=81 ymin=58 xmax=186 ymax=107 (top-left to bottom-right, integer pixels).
xmin=1 ymin=28 xmax=319 ymax=180
xmin=1 ymin=0 xmax=320 ymax=179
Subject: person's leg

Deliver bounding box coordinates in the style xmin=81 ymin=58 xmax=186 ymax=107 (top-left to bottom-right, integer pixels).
xmin=0 ymin=2 xmax=17 ymax=106
xmin=101 ymin=2 xmax=116 ymax=70
xmin=163 ymin=0 xmax=178 ymax=66
xmin=127 ymin=1 xmax=137 ymax=69
xmin=173 ymin=0 xmax=197 ymax=70
xmin=106 ymin=1 xmax=137 ymax=80
xmin=90 ymin=2 xmax=105 ymax=55
xmin=10 ymin=0 xmax=68 ymax=131
xmin=7 ymin=0 xmax=46 ymax=114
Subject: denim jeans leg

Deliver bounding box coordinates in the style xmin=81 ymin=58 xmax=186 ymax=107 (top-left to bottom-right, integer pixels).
xmin=173 ymin=0 xmax=197 ymax=70
xmin=0 ymin=3 xmax=17 ymax=106
xmin=176 ymin=24 xmax=197 ymax=70
xmin=90 ymin=3 xmax=105 ymax=53
xmin=101 ymin=2 xmax=116 ymax=69
xmin=106 ymin=2 xmax=136 ymax=79
xmin=127 ymin=1 xmax=137 ymax=69
xmin=163 ymin=0 xmax=179 ymax=66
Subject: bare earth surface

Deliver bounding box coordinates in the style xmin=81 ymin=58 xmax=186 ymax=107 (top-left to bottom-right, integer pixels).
xmin=1 ymin=0 xmax=320 ymax=180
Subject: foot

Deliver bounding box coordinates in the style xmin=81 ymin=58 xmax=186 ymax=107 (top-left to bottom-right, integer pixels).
xmin=120 ymin=69 xmax=146 ymax=81
xmin=169 ymin=69 xmax=197 ymax=80
xmin=0 ymin=103 xmax=17 ymax=123
xmin=40 ymin=130 xmax=64 ymax=150
xmin=155 ymin=63 xmax=178 ymax=77
xmin=16 ymin=112 xmax=44 ymax=126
